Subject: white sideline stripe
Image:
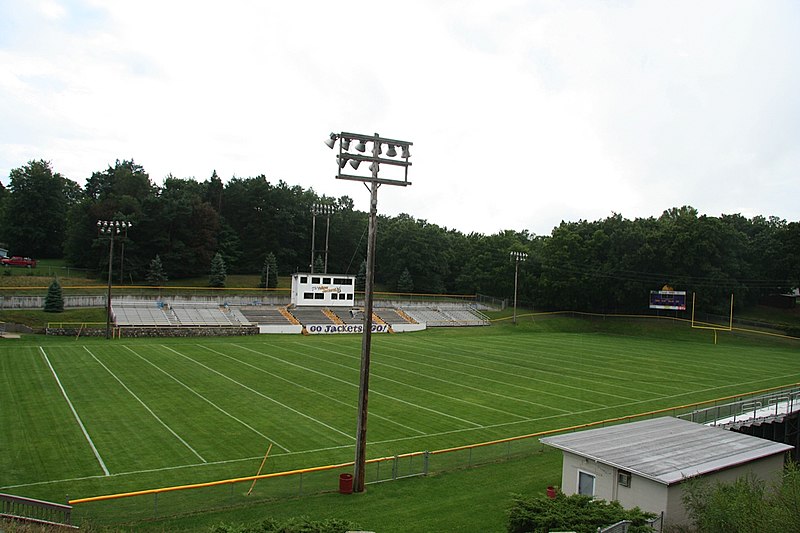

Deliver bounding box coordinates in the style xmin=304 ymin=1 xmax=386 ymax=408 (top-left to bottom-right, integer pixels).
xmin=245 ymin=342 xmax=484 ymax=429
xmin=200 ymin=345 xmax=426 ymax=436
xmin=122 ymin=346 xmax=290 ymax=453
xmin=160 ymin=345 xmax=355 ymax=442
xmin=39 ymin=347 xmax=110 ymax=476
xmin=83 ymin=347 xmax=206 ymax=463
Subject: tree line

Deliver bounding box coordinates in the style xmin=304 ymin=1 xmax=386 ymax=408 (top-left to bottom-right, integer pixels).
xmin=1 ymin=159 xmax=798 ymax=313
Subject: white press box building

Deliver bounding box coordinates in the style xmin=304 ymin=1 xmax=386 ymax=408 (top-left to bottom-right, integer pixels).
xmin=290 ymin=273 xmax=356 ymax=307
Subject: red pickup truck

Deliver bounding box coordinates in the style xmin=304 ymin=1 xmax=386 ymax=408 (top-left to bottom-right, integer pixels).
xmin=1 ymin=256 xmax=37 ymax=268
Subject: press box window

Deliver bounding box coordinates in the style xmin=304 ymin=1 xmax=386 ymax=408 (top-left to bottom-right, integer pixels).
xmin=300 ymin=276 xmax=308 ymax=283
xmin=314 ymin=293 xmax=324 ymax=300
xmin=311 ymin=277 xmax=321 ymax=284
xmin=303 ymin=292 xmax=314 ymax=300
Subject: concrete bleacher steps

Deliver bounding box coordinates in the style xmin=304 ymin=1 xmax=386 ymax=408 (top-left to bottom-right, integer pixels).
xmin=111 ymin=301 xmax=486 ymax=332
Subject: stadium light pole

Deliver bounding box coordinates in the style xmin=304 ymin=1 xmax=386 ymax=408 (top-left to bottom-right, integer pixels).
xmin=311 ymin=203 xmax=335 ymax=274
xmin=325 ymin=131 xmax=412 ymax=493
xmin=510 ymin=251 xmax=527 ymax=325
xmin=97 ymin=220 xmax=132 ymax=339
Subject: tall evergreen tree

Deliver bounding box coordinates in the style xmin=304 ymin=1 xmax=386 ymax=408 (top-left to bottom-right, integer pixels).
xmin=209 ymin=252 xmax=227 ymax=287
xmin=259 ymin=252 xmax=279 ymax=288
xmin=146 ymin=254 xmax=168 ymax=285
xmin=397 ymin=267 xmax=414 ymax=293
xmin=43 ymin=278 xmax=64 ymax=312
xmin=356 ymin=260 xmax=367 ymax=292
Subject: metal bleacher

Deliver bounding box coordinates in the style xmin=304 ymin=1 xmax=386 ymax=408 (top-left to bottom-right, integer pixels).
xmin=374 ymin=308 xmax=416 ymax=326
xmin=239 ymin=306 xmax=296 ymax=325
xmin=399 ymin=305 xmax=489 ymax=327
xmin=287 ymin=307 xmax=336 ymax=325
xmin=113 ymin=301 xmax=251 ymax=327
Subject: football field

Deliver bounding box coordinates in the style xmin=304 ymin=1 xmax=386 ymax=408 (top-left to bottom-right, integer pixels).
xmin=2 ymin=318 xmax=799 ymax=510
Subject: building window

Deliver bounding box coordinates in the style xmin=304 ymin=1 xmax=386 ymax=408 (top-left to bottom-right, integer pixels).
xmin=300 ymin=276 xmax=307 ymax=283
xmin=618 ymin=470 xmax=631 ymax=488
xmin=303 ymin=292 xmax=314 ymax=300
xmin=312 ymin=277 xmax=321 ymax=284
xmin=331 ymin=294 xmax=338 ymax=300
xmin=346 ymin=294 xmax=353 ymax=300
xmin=314 ymin=293 xmax=324 ymax=299
xmin=578 ymin=471 xmax=595 ymax=496
xmin=334 ymin=278 xmax=353 ymax=285
xmin=323 ymin=277 xmax=331 ymax=284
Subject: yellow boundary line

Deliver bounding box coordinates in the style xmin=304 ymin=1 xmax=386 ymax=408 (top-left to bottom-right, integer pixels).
xmin=68 ymin=380 xmax=800 ymax=505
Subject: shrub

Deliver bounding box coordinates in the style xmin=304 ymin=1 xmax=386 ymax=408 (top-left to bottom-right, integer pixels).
xmin=507 ymin=492 xmax=655 ymax=533
xmin=210 ymin=516 xmax=360 ymax=533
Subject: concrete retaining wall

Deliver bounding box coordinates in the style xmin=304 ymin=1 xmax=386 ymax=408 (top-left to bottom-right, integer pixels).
xmin=46 ymin=326 xmax=259 ymax=338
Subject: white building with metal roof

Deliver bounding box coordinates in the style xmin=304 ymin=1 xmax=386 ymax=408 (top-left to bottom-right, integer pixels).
xmin=540 ymin=416 xmax=793 ymax=529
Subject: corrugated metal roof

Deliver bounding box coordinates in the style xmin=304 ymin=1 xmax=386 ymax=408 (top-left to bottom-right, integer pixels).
xmin=540 ymin=417 xmax=793 ymax=485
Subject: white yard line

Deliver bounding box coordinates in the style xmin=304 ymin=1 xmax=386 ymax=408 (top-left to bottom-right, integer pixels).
xmin=379 ymin=343 xmax=599 ymax=410
xmin=316 ymin=342 xmax=570 ymax=415
xmin=123 ymin=346 xmax=290 ymax=453
xmin=244 ymin=342 xmax=484 ymax=428
xmin=200 ymin=345 xmax=426 ymax=436
xmin=160 ymin=345 xmax=355 ymax=442
xmin=39 ymin=347 xmax=110 ymax=476
xmin=83 ymin=347 xmax=206 ymax=463
xmin=423 ymin=338 xmax=642 ymax=402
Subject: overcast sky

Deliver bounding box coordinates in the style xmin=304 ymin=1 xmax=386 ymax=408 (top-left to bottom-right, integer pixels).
xmin=1 ymin=1 xmax=798 ymax=236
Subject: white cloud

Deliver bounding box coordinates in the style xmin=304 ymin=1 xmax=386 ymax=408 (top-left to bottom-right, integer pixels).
xmin=1 ymin=1 xmax=799 ymax=235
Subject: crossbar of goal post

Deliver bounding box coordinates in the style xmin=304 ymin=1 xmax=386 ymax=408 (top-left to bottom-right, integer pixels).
xmin=691 ymin=292 xmax=734 ymax=344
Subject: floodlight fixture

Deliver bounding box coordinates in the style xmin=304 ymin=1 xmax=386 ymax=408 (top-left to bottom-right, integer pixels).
xmin=324 ymin=132 xmax=338 ymax=149
xmin=336 ymin=155 xmax=348 ymax=169
xmin=355 ymin=139 xmax=367 ymax=152
xmin=342 ymin=137 xmax=351 ymax=151
xmin=401 ymin=145 xmax=411 ymax=158
xmin=349 ymin=158 xmax=362 ymax=170
xmin=369 ymin=162 xmax=379 ymax=173
xmin=386 ymin=144 xmax=397 ymax=157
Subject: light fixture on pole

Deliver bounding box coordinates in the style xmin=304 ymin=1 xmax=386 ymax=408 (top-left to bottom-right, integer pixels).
xmin=97 ymin=219 xmax=132 ymax=339
xmin=325 ymin=131 xmax=413 ymax=493
xmin=510 ymin=251 xmax=527 ymax=325
xmin=311 ymin=203 xmax=336 ymax=274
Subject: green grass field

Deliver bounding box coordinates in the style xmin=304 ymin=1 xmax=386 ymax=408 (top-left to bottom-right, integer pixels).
xmin=1 ymin=315 xmax=799 ymax=530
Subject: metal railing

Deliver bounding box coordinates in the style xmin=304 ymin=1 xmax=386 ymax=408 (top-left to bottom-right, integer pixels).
xmin=677 ymin=385 xmax=800 ymax=427
xmin=1 ymin=492 xmax=76 ymax=529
